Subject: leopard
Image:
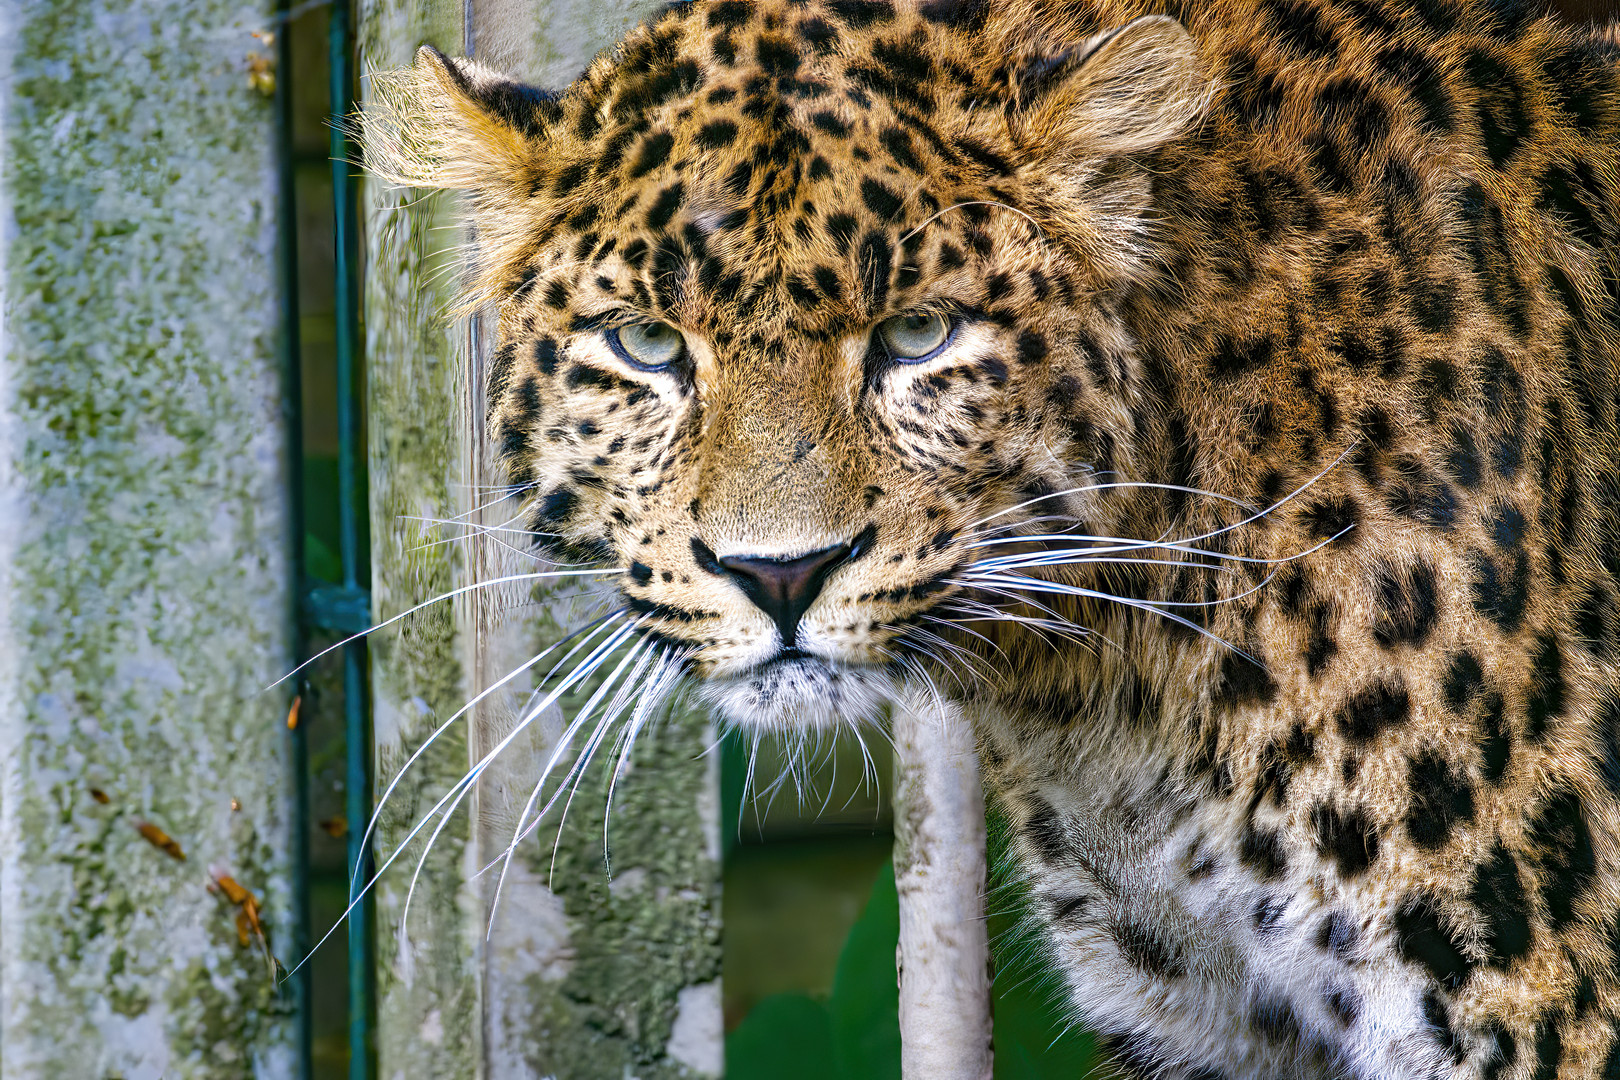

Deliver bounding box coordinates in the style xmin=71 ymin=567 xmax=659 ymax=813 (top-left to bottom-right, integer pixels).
xmin=361 ymin=0 xmax=1620 ymax=1075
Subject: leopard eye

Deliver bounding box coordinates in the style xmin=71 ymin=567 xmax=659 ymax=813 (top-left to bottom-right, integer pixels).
xmin=607 ymin=321 xmax=687 ymax=370
xmin=877 ymin=312 xmax=952 ymax=362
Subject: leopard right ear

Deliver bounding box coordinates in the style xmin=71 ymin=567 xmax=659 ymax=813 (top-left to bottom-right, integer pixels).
xmin=360 ymin=46 xmax=560 ymax=195
xmin=1006 ymin=16 xmax=1214 ymax=166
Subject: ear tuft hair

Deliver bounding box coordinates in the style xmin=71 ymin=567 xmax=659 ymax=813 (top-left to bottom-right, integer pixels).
xmin=1009 ymin=15 xmax=1214 ymax=163
xmin=359 ymin=46 xmax=556 ymax=193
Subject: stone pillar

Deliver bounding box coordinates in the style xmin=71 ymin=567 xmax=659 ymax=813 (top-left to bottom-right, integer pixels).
xmin=0 ymin=2 xmax=297 ymax=1077
xmin=360 ymin=2 xmax=724 ymax=1076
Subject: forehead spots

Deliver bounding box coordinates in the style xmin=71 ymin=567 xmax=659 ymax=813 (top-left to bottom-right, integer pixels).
xmin=1370 ymin=559 xmax=1439 ymax=647
xmin=1337 ymin=679 xmax=1409 ymax=742
xmin=1111 ymin=917 xmax=1186 ymax=979
xmin=608 ymin=59 xmax=703 ymax=128
xmin=1374 ymin=45 xmax=1454 ymax=134
xmin=1217 ymin=651 xmax=1278 ymax=709
xmin=827 ymin=0 xmax=893 ymax=30
xmin=1395 ymin=894 xmax=1472 ymax=989
xmin=628 ymin=130 xmax=675 ymax=178
xmin=1238 ymin=824 xmax=1288 ymax=879
xmin=755 ymin=34 xmax=801 ymax=78
xmin=1470 ymin=843 xmax=1533 ymax=967
xmin=1312 ymin=803 xmax=1378 ymax=876
xmin=1404 ymin=751 xmax=1474 ymax=848
xmin=1464 ymin=47 xmax=1533 ymax=169
xmin=797 ymin=17 xmax=837 ymax=51
xmin=860 ymin=177 xmax=904 ymax=219
xmin=1262 ymin=0 xmax=1339 ymax=60
xmin=1525 ymin=633 xmax=1566 ymax=740
xmin=706 ymin=1 xmax=750 ymax=30
xmin=1528 ymin=788 xmax=1596 ymax=930
xmin=645 ymin=182 xmax=685 ymax=230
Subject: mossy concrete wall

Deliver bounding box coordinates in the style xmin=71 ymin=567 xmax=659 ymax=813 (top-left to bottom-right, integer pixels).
xmin=362 ymin=1 xmax=723 ymax=1076
xmin=0 ymin=2 xmax=297 ymax=1077
xmin=360 ymin=3 xmax=479 ymax=1077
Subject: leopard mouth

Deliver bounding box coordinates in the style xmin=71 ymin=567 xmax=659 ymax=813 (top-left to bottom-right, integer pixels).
xmin=697 ymin=649 xmax=898 ymax=731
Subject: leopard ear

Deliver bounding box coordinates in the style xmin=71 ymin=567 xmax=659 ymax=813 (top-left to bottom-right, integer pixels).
xmin=360 ymin=45 xmax=560 ymax=194
xmin=1008 ymin=15 xmax=1213 ymax=164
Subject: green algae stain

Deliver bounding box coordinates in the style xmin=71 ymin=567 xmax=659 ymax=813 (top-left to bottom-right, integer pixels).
xmin=2 ymin=0 xmax=296 ymax=1075
xmin=516 ymin=705 xmax=722 ymax=1078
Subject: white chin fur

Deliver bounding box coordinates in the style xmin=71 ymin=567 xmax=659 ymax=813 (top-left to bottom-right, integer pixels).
xmin=697 ymin=658 xmax=898 ymax=731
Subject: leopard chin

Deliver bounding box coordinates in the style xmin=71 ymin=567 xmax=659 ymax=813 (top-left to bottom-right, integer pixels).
xmin=696 ymin=654 xmax=899 ymax=732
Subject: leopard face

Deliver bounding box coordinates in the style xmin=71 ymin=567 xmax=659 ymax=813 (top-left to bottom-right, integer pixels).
xmin=366 ymin=0 xmax=1620 ymax=1075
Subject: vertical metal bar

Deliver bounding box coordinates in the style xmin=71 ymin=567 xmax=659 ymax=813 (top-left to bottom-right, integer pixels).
xmin=330 ymin=0 xmax=376 ymax=1076
xmin=270 ymin=2 xmax=311 ymax=1075
xmin=273 ymin=1 xmax=313 ymax=1075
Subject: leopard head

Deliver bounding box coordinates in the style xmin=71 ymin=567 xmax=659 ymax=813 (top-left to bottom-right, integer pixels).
xmin=362 ymin=0 xmax=1214 ymax=731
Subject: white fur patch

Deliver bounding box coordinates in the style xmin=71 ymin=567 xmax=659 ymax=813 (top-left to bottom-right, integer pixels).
xmin=698 ymin=655 xmax=897 ymax=732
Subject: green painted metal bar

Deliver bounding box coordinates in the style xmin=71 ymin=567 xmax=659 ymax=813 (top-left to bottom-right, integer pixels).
xmin=305 ymin=584 xmax=373 ymax=636
xmin=273 ymin=0 xmax=314 ymax=1074
xmin=330 ymin=0 xmax=377 ymax=1074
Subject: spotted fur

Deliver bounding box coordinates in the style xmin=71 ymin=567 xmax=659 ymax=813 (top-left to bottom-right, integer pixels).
xmin=363 ymin=1 xmax=1620 ymax=1075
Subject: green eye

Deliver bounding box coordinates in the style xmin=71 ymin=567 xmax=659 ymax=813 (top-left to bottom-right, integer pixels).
xmin=608 ymin=321 xmax=687 ymax=370
xmin=877 ymin=312 xmax=952 ymax=362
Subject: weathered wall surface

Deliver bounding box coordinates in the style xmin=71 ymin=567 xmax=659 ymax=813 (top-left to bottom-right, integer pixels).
xmin=0 ymin=1 xmax=297 ymax=1077
xmin=362 ymin=1 xmax=723 ymax=1076
xmin=359 ymin=2 xmax=480 ymax=1076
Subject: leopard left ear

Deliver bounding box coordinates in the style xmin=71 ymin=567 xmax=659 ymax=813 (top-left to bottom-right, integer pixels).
xmin=1008 ymin=15 xmax=1213 ymax=164
xmin=360 ymin=46 xmax=560 ymax=195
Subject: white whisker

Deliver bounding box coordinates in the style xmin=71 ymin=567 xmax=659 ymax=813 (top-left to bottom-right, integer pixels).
xmin=350 ymin=610 xmax=624 ymax=902
xmin=267 ymin=567 xmax=622 ymax=690
xmin=480 ymin=636 xmax=654 ymax=926
xmin=287 ymin=620 xmax=637 ymax=975
xmin=952 ymin=573 xmax=1259 ymax=665
xmin=399 ymin=622 xmax=641 ymax=936
xmin=602 ymin=648 xmax=687 ymax=865
xmin=898 ymin=200 xmax=1046 ymax=244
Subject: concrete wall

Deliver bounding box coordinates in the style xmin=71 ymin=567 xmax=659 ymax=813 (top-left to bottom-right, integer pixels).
xmin=361 ymin=1 xmax=724 ymax=1076
xmin=0 ymin=1 xmax=297 ymax=1076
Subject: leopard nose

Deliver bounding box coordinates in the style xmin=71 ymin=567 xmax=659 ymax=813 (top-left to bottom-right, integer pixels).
xmin=718 ymin=542 xmax=853 ymax=649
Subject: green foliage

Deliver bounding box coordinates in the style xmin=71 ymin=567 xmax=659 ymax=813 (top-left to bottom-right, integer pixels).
xmin=727 ymin=862 xmax=1097 ymax=1079
xmin=728 ymin=862 xmax=899 ymax=1080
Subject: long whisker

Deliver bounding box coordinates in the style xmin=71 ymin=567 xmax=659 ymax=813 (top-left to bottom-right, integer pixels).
xmin=408 ymin=523 xmax=548 ymax=564
xmin=961 ymin=480 xmax=1261 ymax=532
xmin=542 ymin=640 xmax=661 ymax=885
xmin=740 ymin=731 xmax=764 ymax=842
xmin=899 ymin=625 xmax=995 ymax=687
xmin=401 ymin=512 xmax=557 ymax=539
xmin=969 ymin=552 xmax=1244 ymax=577
xmin=400 ymin=623 xmax=643 ymax=936
xmin=900 ymin=655 xmax=949 ymax=720
xmin=487 ymin=637 xmax=674 ymax=885
xmin=481 ymin=636 xmax=655 ymax=929
xmin=904 ymin=623 xmax=990 ymax=676
xmin=267 ymin=567 xmax=622 ymax=690
xmin=953 ymin=579 xmax=1081 ymax=628
xmin=849 ymin=725 xmax=882 ymax=822
xmin=898 ymin=200 xmax=1046 ymax=244
xmin=938 ymin=598 xmax=1101 ymax=652
xmin=967 ymin=525 xmax=1352 ymax=574
xmin=286 ymin=619 xmax=637 ymax=976
xmin=953 ymin=573 xmax=1260 ymax=665
xmin=351 ymin=610 xmax=623 ymax=902
xmin=602 ymin=648 xmax=687 ymax=866
xmin=919 ymin=614 xmax=1008 ymax=660
xmin=969 ymin=447 xmax=1356 ymax=557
